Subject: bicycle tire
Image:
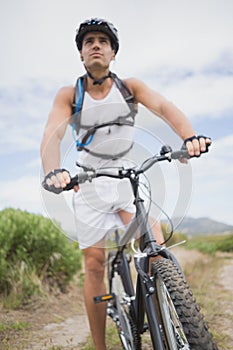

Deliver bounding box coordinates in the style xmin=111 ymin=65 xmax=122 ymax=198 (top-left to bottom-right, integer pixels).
xmin=107 ymin=251 xmax=141 ymax=350
xmin=151 ymin=258 xmax=218 ymax=350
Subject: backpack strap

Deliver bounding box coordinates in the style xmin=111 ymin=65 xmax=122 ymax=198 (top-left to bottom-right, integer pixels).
xmin=71 ymin=72 xmax=137 ymax=159
xmin=81 ymin=143 xmax=134 ymax=160
xmin=72 ymin=74 xmax=87 ymax=135
xmin=110 ymin=72 xmax=136 ymax=115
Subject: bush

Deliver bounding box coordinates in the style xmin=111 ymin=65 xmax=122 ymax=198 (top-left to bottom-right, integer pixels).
xmin=186 ymin=233 xmax=233 ymax=254
xmin=216 ymin=234 xmax=233 ymax=252
xmin=0 ymin=208 xmax=82 ymax=307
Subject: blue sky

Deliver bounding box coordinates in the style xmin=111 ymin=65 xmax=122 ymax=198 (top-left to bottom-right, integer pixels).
xmin=0 ymin=0 xmax=233 ymax=230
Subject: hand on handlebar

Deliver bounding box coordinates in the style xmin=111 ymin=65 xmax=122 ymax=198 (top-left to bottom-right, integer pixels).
xmin=42 ymin=168 xmax=79 ymax=194
xmin=168 ymin=135 xmax=211 ymax=164
xmin=183 ymin=135 xmax=212 ymax=158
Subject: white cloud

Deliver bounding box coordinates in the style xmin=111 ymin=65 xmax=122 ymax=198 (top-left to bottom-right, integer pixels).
xmin=0 ymin=80 xmax=57 ymax=154
xmin=0 ymin=175 xmax=43 ymax=214
xmin=26 ymin=157 xmax=42 ymax=170
xmin=187 ymin=135 xmax=233 ymax=224
xmin=162 ymin=73 xmax=233 ymax=119
xmin=192 ymin=135 xmax=233 ymax=180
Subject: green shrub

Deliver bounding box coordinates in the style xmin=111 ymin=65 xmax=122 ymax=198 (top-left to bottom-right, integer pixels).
xmin=186 ymin=233 xmax=233 ymax=254
xmin=0 ymin=208 xmax=82 ymax=307
xmin=216 ymin=234 xmax=233 ymax=252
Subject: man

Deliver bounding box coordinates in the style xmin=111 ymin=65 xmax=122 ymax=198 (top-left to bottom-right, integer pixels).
xmin=41 ymin=18 xmax=211 ymax=349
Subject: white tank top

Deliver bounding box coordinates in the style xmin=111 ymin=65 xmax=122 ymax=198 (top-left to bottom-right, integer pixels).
xmin=76 ymin=82 xmax=135 ymax=168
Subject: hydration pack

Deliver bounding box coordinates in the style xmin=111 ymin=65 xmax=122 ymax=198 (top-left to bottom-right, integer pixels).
xmin=72 ymin=72 xmax=137 ymax=160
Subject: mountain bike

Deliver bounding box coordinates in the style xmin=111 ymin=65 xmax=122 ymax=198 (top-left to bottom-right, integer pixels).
xmin=63 ymin=145 xmax=218 ymax=350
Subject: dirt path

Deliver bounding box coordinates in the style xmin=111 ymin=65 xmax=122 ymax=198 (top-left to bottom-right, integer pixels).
xmin=216 ymin=253 xmax=233 ymax=347
xmin=26 ymin=314 xmax=89 ymax=350
xmin=0 ymin=283 xmax=90 ymax=350
xmin=1 ymin=248 xmax=232 ymax=349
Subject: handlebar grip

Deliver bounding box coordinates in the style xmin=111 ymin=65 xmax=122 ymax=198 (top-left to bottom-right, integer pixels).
xmin=63 ymin=172 xmax=90 ymax=191
xmin=172 ymin=141 xmax=211 ymax=160
xmin=171 ymin=150 xmax=190 ymax=160
xmin=63 ymin=175 xmax=80 ymax=191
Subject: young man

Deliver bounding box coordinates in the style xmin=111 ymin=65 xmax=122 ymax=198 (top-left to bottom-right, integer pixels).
xmin=41 ymin=18 xmax=211 ymax=349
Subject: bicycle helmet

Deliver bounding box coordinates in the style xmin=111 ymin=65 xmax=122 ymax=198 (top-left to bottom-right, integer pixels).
xmin=75 ymin=18 xmax=119 ymax=54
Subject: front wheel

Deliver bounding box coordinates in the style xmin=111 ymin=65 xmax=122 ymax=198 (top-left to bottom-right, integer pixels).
xmin=151 ymin=258 xmax=218 ymax=350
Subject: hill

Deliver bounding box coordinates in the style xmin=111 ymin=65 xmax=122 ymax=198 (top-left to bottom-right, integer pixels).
xmin=164 ymin=216 xmax=233 ymax=236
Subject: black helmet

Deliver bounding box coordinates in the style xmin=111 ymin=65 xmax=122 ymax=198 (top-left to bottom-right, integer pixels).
xmin=75 ymin=18 xmax=119 ymax=54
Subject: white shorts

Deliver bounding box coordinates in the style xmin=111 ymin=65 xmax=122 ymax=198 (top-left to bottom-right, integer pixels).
xmin=72 ymin=176 xmax=135 ymax=249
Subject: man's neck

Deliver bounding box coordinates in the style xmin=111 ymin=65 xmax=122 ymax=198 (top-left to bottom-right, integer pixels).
xmin=85 ymin=65 xmax=112 ymax=85
xmin=86 ymin=74 xmax=113 ymax=98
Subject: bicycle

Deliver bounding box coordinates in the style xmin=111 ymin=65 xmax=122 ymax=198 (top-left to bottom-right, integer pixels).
xmin=58 ymin=144 xmax=218 ymax=350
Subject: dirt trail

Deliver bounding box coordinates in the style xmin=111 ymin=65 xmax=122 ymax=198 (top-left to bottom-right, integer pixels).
xmin=25 ymin=314 xmax=89 ymax=350
xmin=1 ymin=247 xmax=232 ymax=349
xmin=174 ymin=247 xmax=233 ymax=349
xmin=0 ymin=283 xmax=90 ymax=350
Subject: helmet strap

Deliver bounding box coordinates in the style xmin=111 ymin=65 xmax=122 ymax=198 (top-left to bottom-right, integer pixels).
xmin=85 ymin=67 xmax=112 ymax=85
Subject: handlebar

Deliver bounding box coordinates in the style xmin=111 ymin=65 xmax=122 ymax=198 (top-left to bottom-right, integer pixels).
xmin=62 ymin=145 xmax=207 ymax=191
xmin=42 ymin=143 xmax=210 ymax=194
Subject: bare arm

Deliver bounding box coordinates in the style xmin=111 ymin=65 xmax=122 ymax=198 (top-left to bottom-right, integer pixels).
xmin=40 ymin=86 xmax=74 ymax=187
xmin=125 ymin=78 xmax=210 ymax=156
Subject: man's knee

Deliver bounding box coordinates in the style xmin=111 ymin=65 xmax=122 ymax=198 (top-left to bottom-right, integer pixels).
xmin=149 ymin=217 xmax=164 ymax=245
xmin=84 ymin=247 xmax=105 ymax=274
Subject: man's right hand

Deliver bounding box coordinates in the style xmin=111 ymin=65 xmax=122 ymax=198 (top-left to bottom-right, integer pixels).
xmin=42 ymin=169 xmax=73 ymax=194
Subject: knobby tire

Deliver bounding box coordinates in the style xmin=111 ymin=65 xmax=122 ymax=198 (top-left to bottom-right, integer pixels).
xmin=151 ymin=258 xmax=218 ymax=350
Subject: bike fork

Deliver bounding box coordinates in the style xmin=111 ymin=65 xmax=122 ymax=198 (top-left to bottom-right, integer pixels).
xmin=135 ymin=255 xmax=165 ymax=350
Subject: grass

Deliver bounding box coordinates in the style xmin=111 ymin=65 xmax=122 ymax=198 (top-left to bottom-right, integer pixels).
xmin=186 ymin=233 xmax=233 ymax=254
xmin=0 ymin=320 xmax=31 ymax=350
xmin=0 ymin=320 xmax=30 ymax=332
xmin=182 ymin=252 xmax=233 ymax=350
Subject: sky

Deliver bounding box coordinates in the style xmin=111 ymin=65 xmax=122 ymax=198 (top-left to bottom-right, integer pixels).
xmin=0 ymin=0 xmax=233 ymax=232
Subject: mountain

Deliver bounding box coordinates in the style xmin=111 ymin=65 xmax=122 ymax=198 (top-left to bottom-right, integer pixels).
xmin=163 ymin=216 xmax=233 ymax=236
